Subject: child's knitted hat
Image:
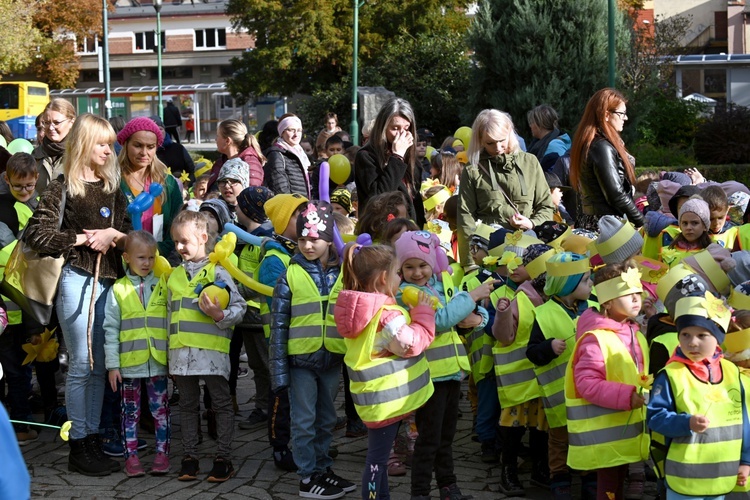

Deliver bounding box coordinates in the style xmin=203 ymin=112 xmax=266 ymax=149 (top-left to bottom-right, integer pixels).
xmin=218 ymin=158 xmax=250 ymax=190
xmin=265 ymin=193 xmax=309 ymax=235
xmin=663 ymin=273 xmax=711 ymax=318
xmin=330 ymin=188 xmax=352 ymax=214
xmin=544 ymin=252 xmax=590 ymax=297
xmin=395 ymin=230 xmax=451 ymax=278
xmin=297 ymin=201 xmax=334 ymax=242
xmin=678 ymin=196 xmax=710 ymax=230
xmin=535 ymin=221 xmax=571 ymax=248
xmin=237 ymin=186 xmax=274 ymax=224
xmin=595 ymin=216 xmax=644 ymax=264
xmin=522 ymin=243 xmax=556 ymax=280
xmin=674 ymin=290 xmax=731 ymax=343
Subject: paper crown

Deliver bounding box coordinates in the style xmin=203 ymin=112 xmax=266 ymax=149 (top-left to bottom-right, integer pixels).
xmin=548 ymin=225 xmax=573 ymax=250
xmin=489 ymin=231 xmax=541 ymax=257
xmin=724 ymin=328 xmax=750 ymax=354
xmin=423 ymin=187 xmax=452 ymax=212
xmin=545 ymin=257 xmax=591 ymax=278
xmin=595 ymin=220 xmax=637 ymax=258
xmin=674 ymin=292 xmax=732 ymax=332
xmin=525 ymin=248 xmax=557 ymax=279
xmin=685 ymin=248 xmax=731 ymax=294
xmin=729 ymin=288 xmax=750 ymax=311
xmin=596 ymin=267 xmax=643 ymax=304
xmin=656 ymin=264 xmax=694 ymax=303
xmin=472 ymin=223 xmax=495 ymax=244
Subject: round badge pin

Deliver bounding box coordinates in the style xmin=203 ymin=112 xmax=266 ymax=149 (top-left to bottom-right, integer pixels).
xmin=100 ymin=207 xmax=111 ymax=218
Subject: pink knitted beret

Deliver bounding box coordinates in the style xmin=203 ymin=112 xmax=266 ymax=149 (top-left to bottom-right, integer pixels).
xmin=117 ymin=117 xmax=165 ymax=147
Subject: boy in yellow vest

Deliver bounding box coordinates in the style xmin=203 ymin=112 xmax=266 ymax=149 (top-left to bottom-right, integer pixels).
xmin=647 ymin=290 xmax=750 ymax=498
xmin=167 ymin=210 xmax=246 ymax=482
xmin=104 ymin=231 xmax=170 ymax=477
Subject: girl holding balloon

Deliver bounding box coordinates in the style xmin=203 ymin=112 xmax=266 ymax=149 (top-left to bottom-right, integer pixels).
xmin=117 ymin=117 xmax=183 ymax=261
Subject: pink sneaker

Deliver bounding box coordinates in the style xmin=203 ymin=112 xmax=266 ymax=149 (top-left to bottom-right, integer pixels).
xmin=125 ymin=455 xmax=145 ymax=477
xmin=150 ymin=452 xmax=170 ymax=475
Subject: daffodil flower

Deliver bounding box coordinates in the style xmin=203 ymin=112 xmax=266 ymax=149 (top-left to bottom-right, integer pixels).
xmin=621 ymin=267 xmax=642 ymax=290
xmin=703 ymin=292 xmax=730 ymax=322
xmin=180 ymin=171 xmax=191 ymax=183
xmin=60 ymin=421 xmax=72 ymax=441
xmin=637 ymin=373 xmax=654 ymax=391
xmin=498 ymin=251 xmax=522 ymax=272
xmin=483 ymin=256 xmax=499 ymax=267
xmin=505 ymin=230 xmax=523 ymax=246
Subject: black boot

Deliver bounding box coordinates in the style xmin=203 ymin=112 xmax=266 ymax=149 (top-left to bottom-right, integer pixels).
xmin=68 ymin=437 xmax=111 ymax=476
xmin=87 ymin=434 xmax=121 ymax=472
xmin=480 ymin=440 xmax=500 ymax=464
xmin=499 ymin=465 xmax=525 ymax=496
xmin=580 ymin=473 xmax=598 ymax=500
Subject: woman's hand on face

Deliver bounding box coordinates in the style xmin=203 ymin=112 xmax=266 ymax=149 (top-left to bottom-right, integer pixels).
xmin=510 ymin=213 xmax=533 ymax=231
xmin=83 ymin=228 xmax=118 ymax=254
xmin=391 ymin=130 xmax=414 ymax=158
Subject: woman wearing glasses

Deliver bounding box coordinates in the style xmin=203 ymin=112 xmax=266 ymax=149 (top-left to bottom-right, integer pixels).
xmin=264 ymin=114 xmax=311 ymax=197
xmin=116 ymin=117 xmax=183 ymax=261
xmin=34 ymin=99 xmax=76 ymax=192
xmin=569 ymin=88 xmax=643 ymax=231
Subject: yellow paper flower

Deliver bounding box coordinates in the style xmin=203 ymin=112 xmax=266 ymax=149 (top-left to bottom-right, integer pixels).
xmin=420 ymin=178 xmax=440 ymax=194
xmin=21 ymin=328 xmax=58 ymax=365
xmin=60 ymin=421 xmax=72 ymax=441
xmin=483 ymin=256 xmax=499 ymax=267
xmin=703 ymin=291 xmax=729 ymax=322
xmin=166 ymin=167 xmax=173 ymax=176
xmin=498 ymin=251 xmax=522 ymax=272
xmin=661 ymin=248 xmax=678 ymax=266
xmin=637 ymin=373 xmax=654 ymax=391
xmin=505 ymin=230 xmax=523 ymax=246
xmin=426 ymin=221 xmax=442 ymax=235
xmin=180 ymin=171 xmax=191 ymax=183
xmin=649 ymin=267 xmax=667 ymax=281
xmin=705 ymin=388 xmax=730 ymax=404
xmin=621 ymin=267 xmax=642 ymax=290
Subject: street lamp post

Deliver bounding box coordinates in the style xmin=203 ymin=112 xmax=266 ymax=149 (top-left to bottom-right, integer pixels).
xmin=154 ymin=0 xmax=163 ymax=121
xmin=349 ymin=0 xmax=364 ymax=146
xmin=103 ymin=0 xmax=111 ymax=118
xmin=608 ymin=0 xmax=615 ymax=87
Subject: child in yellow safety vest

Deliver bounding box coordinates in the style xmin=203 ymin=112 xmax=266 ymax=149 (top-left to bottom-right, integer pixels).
xmin=103 ymin=231 xmax=170 ymax=477
xmin=334 ymin=243 xmax=436 ymax=500
xmin=492 ymin=242 xmax=555 ymax=496
xmin=269 ymin=200 xmax=356 ymax=499
xmin=566 ymin=260 xmax=649 ymax=500
xmin=647 ymin=290 xmax=750 ymax=498
xmin=394 ymin=230 xmax=493 ymax=500
xmin=661 ymin=197 xmax=713 ymax=268
xmin=167 ymin=210 xmax=246 ymax=482
xmin=526 ymin=252 xmax=595 ymax=499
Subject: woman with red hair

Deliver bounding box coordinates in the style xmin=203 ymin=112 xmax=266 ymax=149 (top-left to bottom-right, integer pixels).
xmin=569 ymin=88 xmax=643 ymax=231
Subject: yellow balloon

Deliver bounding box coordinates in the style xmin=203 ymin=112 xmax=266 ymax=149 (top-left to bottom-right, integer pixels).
xmin=328 ymin=154 xmax=351 ymax=185
xmin=401 ymin=286 xmax=439 ymax=309
xmin=454 ymin=126 xmax=472 ymax=149
xmin=201 ymin=285 xmax=230 ymax=309
xmin=425 ymin=146 xmax=437 ymax=159
xmin=456 ymin=151 xmax=468 ymax=164
xmin=211 ymin=233 xmax=275 ymax=296
xmin=153 ymin=254 xmax=173 ymax=278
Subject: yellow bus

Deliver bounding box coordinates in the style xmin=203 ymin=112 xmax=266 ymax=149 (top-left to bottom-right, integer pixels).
xmin=0 ymin=81 xmax=49 ymax=140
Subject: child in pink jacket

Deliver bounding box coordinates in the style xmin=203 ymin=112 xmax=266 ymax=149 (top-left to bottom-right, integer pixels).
xmin=334 ymin=243 xmax=435 ymax=500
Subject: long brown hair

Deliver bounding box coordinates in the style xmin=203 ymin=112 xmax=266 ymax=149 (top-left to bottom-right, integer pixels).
xmin=569 ymin=88 xmax=634 ymax=191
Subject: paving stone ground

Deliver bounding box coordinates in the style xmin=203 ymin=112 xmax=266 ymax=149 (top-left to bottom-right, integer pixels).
xmin=23 ymin=370 xmax=658 ymax=499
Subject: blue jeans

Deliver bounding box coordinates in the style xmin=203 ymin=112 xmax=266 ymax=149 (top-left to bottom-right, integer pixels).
xmin=475 ymin=375 xmax=500 ymax=442
xmin=289 ymin=364 xmax=340 ymax=478
xmin=56 ymin=264 xmax=112 ymax=440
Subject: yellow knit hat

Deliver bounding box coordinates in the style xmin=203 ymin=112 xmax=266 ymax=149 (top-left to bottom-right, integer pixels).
xmin=264 ymin=193 xmax=309 ymax=235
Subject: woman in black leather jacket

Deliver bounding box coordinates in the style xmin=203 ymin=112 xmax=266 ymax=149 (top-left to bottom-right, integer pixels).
xmin=569 ymin=88 xmax=644 ymax=231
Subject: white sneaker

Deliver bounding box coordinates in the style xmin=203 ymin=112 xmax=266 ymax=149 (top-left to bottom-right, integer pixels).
xmin=299 ymin=473 xmax=345 ymax=499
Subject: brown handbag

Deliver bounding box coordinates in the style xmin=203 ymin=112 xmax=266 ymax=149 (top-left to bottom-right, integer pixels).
xmin=0 ymin=186 xmax=67 ymax=325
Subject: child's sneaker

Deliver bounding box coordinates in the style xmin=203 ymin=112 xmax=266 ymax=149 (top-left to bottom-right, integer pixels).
xmin=440 ymin=483 xmax=473 ymax=500
xmin=150 ymin=452 xmax=170 ymax=475
xmin=16 ymin=429 xmax=38 ymax=446
xmin=207 ymin=457 xmax=235 ymax=483
xmin=299 ymin=473 xmax=344 ymax=499
xmin=100 ymin=428 xmax=124 ymax=457
xmin=178 ymin=455 xmax=200 ymax=481
xmin=124 ymin=455 xmax=145 ymax=477
xmin=321 ymin=467 xmax=356 ymax=493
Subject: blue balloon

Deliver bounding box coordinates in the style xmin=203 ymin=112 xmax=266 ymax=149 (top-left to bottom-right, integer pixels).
xmin=222 ymin=223 xmax=264 ymax=246
xmin=126 ymin=183 xmax=164 ymax=231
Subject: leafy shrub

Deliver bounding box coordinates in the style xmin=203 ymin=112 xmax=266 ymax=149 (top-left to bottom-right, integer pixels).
xmin=630 ymin=143 xmax=696 ymax=167
xmin=694 ymin=104 xmax=750 ymax=164
xmin=636 ymin=164 xmax=750 ymax=186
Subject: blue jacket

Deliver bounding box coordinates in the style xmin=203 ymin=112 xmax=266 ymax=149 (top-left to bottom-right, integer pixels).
xmin=269 ymin=252 xmax=343 ymax=391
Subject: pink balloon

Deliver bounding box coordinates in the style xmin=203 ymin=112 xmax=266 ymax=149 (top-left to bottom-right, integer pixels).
xmin=318 ymin=161 xmax=330 ymax=202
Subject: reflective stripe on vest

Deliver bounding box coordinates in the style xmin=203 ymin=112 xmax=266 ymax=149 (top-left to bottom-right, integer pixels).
xmin=534 ymin=299 xmax=597 ymax=428
xmin=286 ymin=264 xmax=344 ymax=355
xmin=112 ymin=276 xmax=169 ymax=367
xmin=422 ymin=272 xmax=470 ymax=379
xmin=167 ymin=264 xmax=232 ymax=353
xmin=461 ymin=270 xmax=497 ymax=382
xmin=344 ymin=304 xmax=434 ymax=422
xmin=664 ymin=359 xmax=743 ymax=496
xmin=565 ymin=328 xmax=650 ymax=470
xmin=0 ymin=202 xmax=33 ymax=326
xmin=258 ymin=248 xmax=291 ymax=339
xmin=493 ymin=290 xmax=539 ymax=407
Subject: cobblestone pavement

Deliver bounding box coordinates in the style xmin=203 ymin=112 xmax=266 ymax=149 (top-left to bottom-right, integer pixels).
xmin=23 ymin=373 xmax=658 ymax=499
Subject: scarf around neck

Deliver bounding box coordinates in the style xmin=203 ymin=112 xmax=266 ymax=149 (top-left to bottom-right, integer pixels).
xmin=42 ymin=136 xmax=67 ymax=159
xmin=275 ymin=137 xmax=311 ymax=171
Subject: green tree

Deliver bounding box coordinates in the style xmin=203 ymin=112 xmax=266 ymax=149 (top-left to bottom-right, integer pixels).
xmin=467 ymin=0 xmax=629 ymax=134
xmin=0 ymin=0 xmax=43 ymax=75
xmin=225 ymin=0 xmax=471 ymax=100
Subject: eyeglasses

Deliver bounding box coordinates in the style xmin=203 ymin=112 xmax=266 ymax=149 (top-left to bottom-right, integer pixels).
xmin=41 ymin=118 xmax=71 ymax=129
xmin=610 ymin=110 xmax=627 ymax=119
xmin=218 ymin=179 xmax=242 ymax=188
xmin=284 ymin=128 xmax=302 ymax=134
xmin=10 ymin=183 xmax=36 ymax=192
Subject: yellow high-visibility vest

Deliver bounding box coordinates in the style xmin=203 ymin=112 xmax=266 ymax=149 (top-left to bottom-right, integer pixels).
xmin=345 ymin=304 xmax=434 ymax=423
xmin=0 ymin=201 xmax=33 ymax=326
xmin=461 ymin=270 xmax=495 ymax=382
xmin=422 ymin=272 xmax=470 ymax=379
xmin=112 ymin=276 xmax=168 ymax=367
xmin=258 ymin=248 xmax=291 ymax=339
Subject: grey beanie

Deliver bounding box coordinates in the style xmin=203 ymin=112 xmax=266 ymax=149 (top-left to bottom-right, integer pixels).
xmin=595 ymin=215 xmax=644 ymax=264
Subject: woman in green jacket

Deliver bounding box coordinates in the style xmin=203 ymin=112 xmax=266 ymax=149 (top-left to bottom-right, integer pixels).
xmin=457 ymin=109 xmax=555 ymax=267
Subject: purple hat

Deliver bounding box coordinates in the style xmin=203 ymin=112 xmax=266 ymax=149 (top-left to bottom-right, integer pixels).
xmin=117 ymin=117 xmax=165 ymax=147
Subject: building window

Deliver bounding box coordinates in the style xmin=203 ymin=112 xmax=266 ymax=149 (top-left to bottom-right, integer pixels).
xmin=195 ymin=28 xmax=226 ymax=50
xmin=150 ymin=66 xmax=193 ymax=79
xmin=219 ymin=65 xmax=234 ymax=77
xmin=81 ymin=70 xmax=99 ymax=82
xmin=111 ymin=69 xmax=124 ymax=81
xmin=134 ymin=31 xmax=165 ymax=52
xmin=76 ymin=35 xmax=98 ymax=55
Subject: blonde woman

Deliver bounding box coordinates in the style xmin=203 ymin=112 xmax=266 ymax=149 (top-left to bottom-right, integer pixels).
xmin=117 ymin=117 xmax=183 ymax=259
xmin=34 ymin=98 xmax=77 ymax=192
xmin=209 ymin=118 xmax=265 ymax=190
xmin=25 ymin=113 xmax=131 ymax=477
xmin=457 ymin=109 xmax=554 ymax=267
